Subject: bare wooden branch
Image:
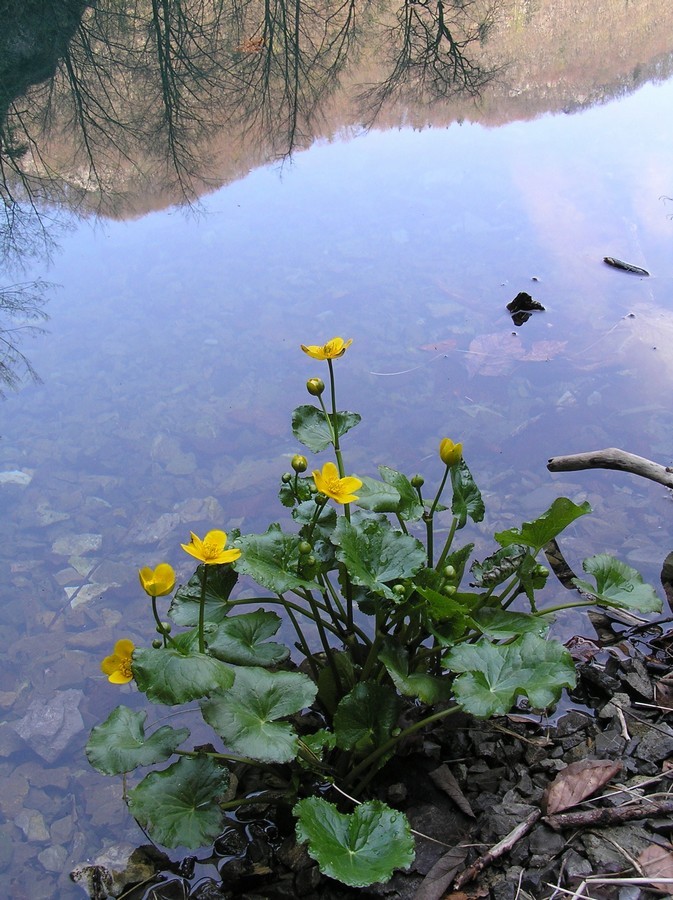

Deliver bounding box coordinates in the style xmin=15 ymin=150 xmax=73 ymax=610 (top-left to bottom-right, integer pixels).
xmin=453 ymin=809 xmax=541 ymax=888
xmin=545 ymin=798 xmax=673 ymax=831
xmin=547 ymin=448 xmax=673 ymax=489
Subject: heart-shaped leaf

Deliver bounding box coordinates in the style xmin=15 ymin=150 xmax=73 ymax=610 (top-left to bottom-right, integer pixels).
xmin=472 ymin=607 xmax=551 ymax=639
xmin=332 ymin=513 xmax=425 ymax=599
xmin=333 ymin=683 xmax=400 ymax=753
xmin=168 ymin=565 xmax=237 ymax=626
xmin=495 ymin=498 xmax=591 ymax=552
xmin=201 ymin=666 xmax=317 ymax=762
xmin=86 ymin=706 xmax=189 ymax=775
xmin=207 ymin=610 xmax=290 ymax=667
xmin=573 ymin=554 xmax=662 ymax=613
xmin=451 ymin=460 xmax=484 ymax=528
xmin=379 ymin=466 xmax=425 ymax=521
xmin=133 ymin=633 xmax=235 ymax=705
xmin=354 ymin=476 xmax=402 ymax=514
xmin=444 ymin=633 xmax=576 ymax=717
xmin=235 ymin=524 xmax=321 ymax=594
xmin=294 ymin=797 xmax=414 ymax=887
xmin=292 ymin=405 xmax=361 ymax=452
xmin=128 ymin=755 xmax=229 ymax=849
xmin=379 ymin=640 xmax=453 ymax=704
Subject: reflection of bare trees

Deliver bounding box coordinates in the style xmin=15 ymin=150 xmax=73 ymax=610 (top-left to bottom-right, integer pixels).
xmin=0 ymin=280 xmax=49 ymax=394
xmin=359 ymin=0 xmax=498 ymax=122
xmin=225 ymin=0 xmax=363 ymax=157
xmin=0 ymin=0 xmax=498 ymax=220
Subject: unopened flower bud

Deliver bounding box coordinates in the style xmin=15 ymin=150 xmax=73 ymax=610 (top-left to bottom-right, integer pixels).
xmin=298 ymin=541 xmax=313 ymax=555
xmin=281 ymin=472 xmax=293 ymax=484
xmin=392 ymin=583 xmax=406 ymax=596
xmin=292 ymin=454 xmax=308 ymax=473
xmin=156 ymin=622 xmax=172 ymax=634
xmin=439 ymin=438 xmax=463 ymax=467
xmin=410 ymin=474 xmax=425 ymax=488
xmin=306 ymin=377 xmax=325 ymax=396
xmin=443 ymin=565 xmax=456 ymax=579
xmin=152 ymin=638 xmax=163 ymax=649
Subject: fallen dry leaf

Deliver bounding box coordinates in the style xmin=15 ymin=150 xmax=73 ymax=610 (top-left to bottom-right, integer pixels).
xmin=542 ymin=759 xmax=622 ymax=815
xmin=637 ymin=843 xmax=673 ymax=892
xmin=420 ymin=339 xmax=458 ymax=352
xmin=522 ymin=339 xmax=567 ymax=361
xmin=429 ymin=764 xmax=475 ymax=818
xmin=655 ymin=670 xmax=673 ymax=709
xmin=465 ymin=332 xmax=526 ymax=376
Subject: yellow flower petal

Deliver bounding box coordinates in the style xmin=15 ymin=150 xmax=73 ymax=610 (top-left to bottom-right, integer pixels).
xmin=301 ymin=337 xmax=352 ymax=360
xmin=181 ymin=529 xmax=242 ymax=565
xmin=101 ymin=639 xmax=135 ymax=684
xmin=439 ymin=438 xmax=463 ymax=467
xmin=312 ymin=461 xmax=362 ymax=504
xmin=139 ymin=563 xmax=176 ymax=597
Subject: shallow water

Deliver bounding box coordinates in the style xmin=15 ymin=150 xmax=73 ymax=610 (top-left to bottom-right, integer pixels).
xmin=2 ymin=32 xmax=673 ymax=900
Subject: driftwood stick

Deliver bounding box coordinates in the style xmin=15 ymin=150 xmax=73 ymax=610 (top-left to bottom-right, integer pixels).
xmin=453 ymin=809 xmax=541 ymax=889
xmin=545 ymin=798 xmax=673 ymax=831
xmin=547 ymin=448 xmax=673 ymax=489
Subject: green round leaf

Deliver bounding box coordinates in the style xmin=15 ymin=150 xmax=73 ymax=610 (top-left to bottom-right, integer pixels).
xmin=332 ymin=513 xmax=425 ymax=599
xmin=294 ymin=797 xmax=414 ymax=887
xmin=495 ymin=497 xmax=592 ymax=552
xmin=86 ymin=705 xmax=189 ymax=775
xmin=201 ymin=666 xmax=317 ymax=762
xmin=573 ymin=554 xmax=662 ymax=613
xmin=128 ymin=755 xmax=229 ymax=849
xmin=292 ymin=405 xmax=361 ymax=452
xmin=169 ymin=565 xmax=238 ymax=626
xmin=333 ymin=683 xmax=400 ymax=753
xmin=444 ymin=633 xmax=576 ymax=717
xmin=207 ymin=610 xmax=290 ymax=667
xmin=133 ymin=643 xmax=234 ymax=705
xmin=235 ymin=524 xmax=321 ymax=594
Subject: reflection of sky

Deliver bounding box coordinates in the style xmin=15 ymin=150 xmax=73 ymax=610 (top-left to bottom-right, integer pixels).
xmin=2 ymin=73 xmax=673 ymax=896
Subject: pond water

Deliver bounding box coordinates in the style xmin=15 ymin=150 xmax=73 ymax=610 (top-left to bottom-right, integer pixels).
xmin=2 ymin=2 xmax=673 ymax=896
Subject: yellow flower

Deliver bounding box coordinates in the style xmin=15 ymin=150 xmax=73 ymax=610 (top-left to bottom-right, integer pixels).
xmin=181 ymin=529 xmax=241 ymax=565
xmin=313 ymin=461 xmax=362 ymax=504
xmin=138 ymin=563 xmax=176 ymax=597
xmin=101 ymin=639 xmax=135 ymax=684
xmin=439 ymin=438 xmax=463 ymax=467
xmin=301 ymin=337 xmax=353 ymax=361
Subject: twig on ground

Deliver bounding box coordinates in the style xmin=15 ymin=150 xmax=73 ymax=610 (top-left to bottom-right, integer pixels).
xmin=547 ymin=447 xmax=673 ymax=488
xmin=545 ymin=798 xmax=673 ymax=831
xmin=453 ymin=809 xmax=541 ymax=888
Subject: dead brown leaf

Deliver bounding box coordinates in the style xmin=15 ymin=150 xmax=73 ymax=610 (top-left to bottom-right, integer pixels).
xmin=465 ymin=332 xmax=526 ymax=376
xmin=522 ymin=339 xmax=567 ymax=361
xmin=542 ymin=759 xmax=622 ymax=815
xmin=637 ymin=843 xmax=673 ymax=892
xmin=420 ymin=339 xmax=457 ymax=353
xmin=429 ymin=764 xmax=475 ymax=818
xmin=655 ymin=671 xmax=673 ymax=709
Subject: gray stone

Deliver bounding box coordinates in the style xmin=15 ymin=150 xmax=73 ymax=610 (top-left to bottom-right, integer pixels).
xmin=634 ymin=722 xmax=673 ymax=764
xmin=37 ymin=844 xmax=69 ymax=873
xmin=12 ymin=689 xmax=84 ymax=763
xmin=51 ymin=533 xmax=102 ymax=556
xmin=14 ymin=808 xmax=50 ymax=842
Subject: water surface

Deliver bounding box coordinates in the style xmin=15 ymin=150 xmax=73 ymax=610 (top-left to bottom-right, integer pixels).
xmin=1 ymin=13 xmax=673 ymax=898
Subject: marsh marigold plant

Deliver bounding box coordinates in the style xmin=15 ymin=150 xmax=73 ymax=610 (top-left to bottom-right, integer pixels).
xmin=88 ymin=337 xmax=663 ymax=892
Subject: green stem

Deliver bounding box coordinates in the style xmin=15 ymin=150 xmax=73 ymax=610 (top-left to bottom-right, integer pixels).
xmin=535 ymin=600 xmax=595 ymax=616
xmin=198 ymin=566 xmax=208 ymax=653
xmin=429 ymin=465 xmax=450 ymax=518
xmin=435 ymin=516 xmax=459 ymax=571
xmin=301 ymin=589 xmax=342 ymax=695
xmin=344 ymin=705 xmax=461 ymax=789
xmin=175 ymin=748 xmax=261 ymax=767
xmin=150 ymin=596 xmax=179 ymax=648
xmin=395 ymin=513 xmax=409 ymax=535
xmin=285 ymin=604 xmax=320 ymax=681
xmin=425 ymin=514 xmax=434 ymax=568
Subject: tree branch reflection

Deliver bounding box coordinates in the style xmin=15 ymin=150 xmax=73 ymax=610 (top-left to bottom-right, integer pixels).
xmin=359 ymin=0 xmax=499 ymax=122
